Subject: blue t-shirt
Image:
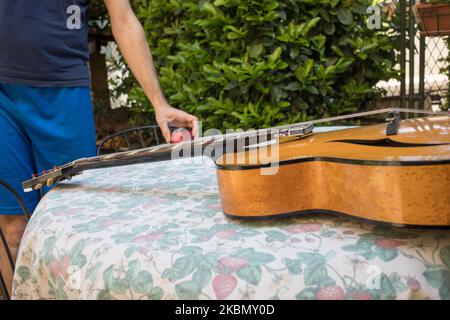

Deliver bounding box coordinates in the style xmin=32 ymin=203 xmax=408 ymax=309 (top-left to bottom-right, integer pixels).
xmin=0 ymin=0 xmax=90 ymax=87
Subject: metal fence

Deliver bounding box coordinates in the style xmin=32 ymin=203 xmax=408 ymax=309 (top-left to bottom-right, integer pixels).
xmin=379 ymin=0 xmax=449 ymax=111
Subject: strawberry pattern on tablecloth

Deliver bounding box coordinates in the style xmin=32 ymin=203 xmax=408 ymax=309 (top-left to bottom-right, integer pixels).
xmin=12 ymin=157 xmax=450 ymax=300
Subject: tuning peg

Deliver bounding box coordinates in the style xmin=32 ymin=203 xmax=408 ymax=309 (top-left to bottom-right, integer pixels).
xmin=33 ymin=183 xmax=43 ymax=190
xmin=46 ymin=178 xmax=54 ymax=187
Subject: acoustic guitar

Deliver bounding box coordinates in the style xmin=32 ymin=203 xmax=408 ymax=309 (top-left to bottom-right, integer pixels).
xmin=22 ymin=108 xmax=450 ymax=227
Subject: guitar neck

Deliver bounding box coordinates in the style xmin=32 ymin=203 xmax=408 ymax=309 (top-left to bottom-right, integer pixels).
xmin=23 ymin=128 xmax=288 ymax=192
xmin=75 ymin=144 xmax=181 ymax=172
xmin=72 ymin=131 xmax=275 ymax=173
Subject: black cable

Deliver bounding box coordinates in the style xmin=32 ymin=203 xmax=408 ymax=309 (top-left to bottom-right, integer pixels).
xmin=0 ymin=269 xmax=10 ymax=300
xmin=0 ymin=227 xmax=15 ymax=274
xmin=0 ymin=178 xmax=32 ymax=300
xmin=0 ymin=178 xmax=31 ymax=220
xmin=0 ymin=225 xmax=14 ymax=300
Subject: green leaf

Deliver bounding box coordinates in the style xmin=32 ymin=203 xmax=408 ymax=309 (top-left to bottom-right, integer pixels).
xmin=72 ymin=254 xmax=87 ymax=268
xmin=268 ymin=47 xmax=283 ymax=65
xmin=111 ymin=233 xmax=135 ymax=245
xmin=337 ymin=8 xmax=354 ymax=25
xmin=192 ymin=270 xmax=211 ymax=289
xmin=320 ymin=229 xmax=337 ymax=238
xmin=111 ymin=279 xmax=129 ymax=294
xmin=264 ymin=1 xmax=279 ymax=11
xmin=249 ymin=43 xmax=263 ymax=58
xmin=284 ymin=82 xmax=302 ymax=91
xmin=351 ymin=3 xmax=369 ymax=15
xmin=304 ymin=264 xmax=328 ymax=286
xmin=175 ymin=281 xmax=201 ymax=300
xmin=389 ymin=273 xmax=408 ymax=293
xmin=297 ymin=253 xmax=331 ymax=286
xmin=162 ymin=256 xmax=196 ymax=282
xmin=202 ymin=3 xmax=217 ymax=15
xmin=43 ymin=236 xmax=56 ymax=265
xmin=237 ymin=229 xmax=260 ymax=238
xmin=237 ymin=265 xmax=262 ymax=286
xmin=132 ymin=225 xmax=149 ymax=234
xmin=423 ymin=266 xmax=450 ymax=299
xmin=16 ymin=266 xmax=31 ymax=282
xmin=323 ymin=22 xmax=336 ymax=35
xmin=69 ymin=239 xmax=85 ymax=258
xmin=265 ymin=230 xmax=289 ymax=243
xmin=103 ymin=265 xmax=114 ymax=290
xmin=295 ymin=59 xmax=314 ymax=83
xmin=195 ymin=254 xmax=218 ymax=271
xmin=124 ymin=247 xmax=138 ymax=258
xmin=343 ymin=240 xmax=376 ymax=260
xmin=311 ymin=35 xmax=326 ymax=50
xmin=180 ymin=246 xmax=203 ymax=256
xmin=125 ymin=260 xmax=140 ymax=281
xmin=302 ymin=17 xmax=321 ymax=35
xmin=97 ymin=290 xmax=114 ymax=300
xmin=379 ymin=274 xmax=397 ymax=299
xmin=440 ymin=245 xmax=450 ymax=269
xmin=305 ymin=85 xmax=319 ymax=95
xmin=296 ymin=288 xmax=317 ymax=300
xmin=335 ymin=58 xmax=354 ymax=72
xmin=284 ymin=258 xmax=302 ymax=275
xmin=227 ymin=32 xmax=241 ymax=40
xmin=370 ymin=226 xmax=418 ymax=240
xmin=87 ymin=262 xmax=102 ymax=282
xmin=318 ymin=8 xmax=331 ymax=22
xmin=148 ymin=287 xmax=164 ymax=300
xmin=374 ymin=247 xmax=398 ymax=262
xmin=368 ymin=273 xmax=396 ymax=299
xmin=131 ymin=271 xmax=153 ymax=294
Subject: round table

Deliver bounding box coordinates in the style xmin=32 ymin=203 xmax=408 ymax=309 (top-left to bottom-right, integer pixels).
xmin=12 ymin=129 xmax=450 ymax=300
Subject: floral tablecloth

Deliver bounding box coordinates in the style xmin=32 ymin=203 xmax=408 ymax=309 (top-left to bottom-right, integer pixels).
xmin=12 ymin=142 xmax=450 ymax=300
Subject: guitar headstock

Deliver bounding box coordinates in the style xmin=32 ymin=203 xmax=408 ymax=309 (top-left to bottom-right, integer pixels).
xmin=22 ymin=162 xmax=79 ymax=192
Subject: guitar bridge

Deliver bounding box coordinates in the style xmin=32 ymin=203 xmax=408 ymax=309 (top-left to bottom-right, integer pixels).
xmin=386 ymin=111 xmax=401 ymax=136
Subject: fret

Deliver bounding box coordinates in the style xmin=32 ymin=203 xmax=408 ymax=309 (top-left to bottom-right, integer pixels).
xmin=151 ymin=145 xmax=169 ymax=152
xmin=170 ymin=143 xmax=183 ymax=151
xmin=101 ymin=154 xmax=118 ymax=160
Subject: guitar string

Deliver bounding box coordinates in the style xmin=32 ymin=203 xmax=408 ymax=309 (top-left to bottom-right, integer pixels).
xmin=88 ymin=107 xmax=445 ymax=162
xmin=32 ymin=108 xmax=448 ymax=179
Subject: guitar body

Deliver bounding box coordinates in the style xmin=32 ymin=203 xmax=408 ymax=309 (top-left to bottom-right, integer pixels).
xmin=215 ymin=116 xmax=450 ymax=227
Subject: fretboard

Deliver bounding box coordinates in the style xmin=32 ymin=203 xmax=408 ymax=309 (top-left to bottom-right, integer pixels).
xmin=73 ymin=129 xmax=278 ymax=172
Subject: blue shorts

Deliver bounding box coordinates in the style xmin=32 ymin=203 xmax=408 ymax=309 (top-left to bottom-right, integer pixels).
xmin=0 ymin=83 xmax=96 ymax=215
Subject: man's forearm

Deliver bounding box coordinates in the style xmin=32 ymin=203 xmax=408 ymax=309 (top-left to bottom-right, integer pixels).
xmin=110 ymin=14 xmax=166 ymax=109
xmin=104 ymin=0 xmax=198 ymax=142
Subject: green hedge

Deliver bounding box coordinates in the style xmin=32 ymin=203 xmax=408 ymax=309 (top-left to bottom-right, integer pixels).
xmin=126 ymin=0 xmax=398 ymax=130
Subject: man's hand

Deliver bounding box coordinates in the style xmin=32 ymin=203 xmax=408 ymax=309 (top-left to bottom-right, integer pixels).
xmin=104 ymin=0 xmax=198 ymax=142
xmin=155 ymin=102 xmax=198 ymax=143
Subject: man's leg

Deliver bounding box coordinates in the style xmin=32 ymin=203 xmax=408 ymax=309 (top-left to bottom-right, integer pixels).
xmin=0 ymin=83 xmax=41 ymax=297
xmin=0 ymin=215 xmax=28 ymax=297
xmin=0 ymin=83 xmax=96 ymax=298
